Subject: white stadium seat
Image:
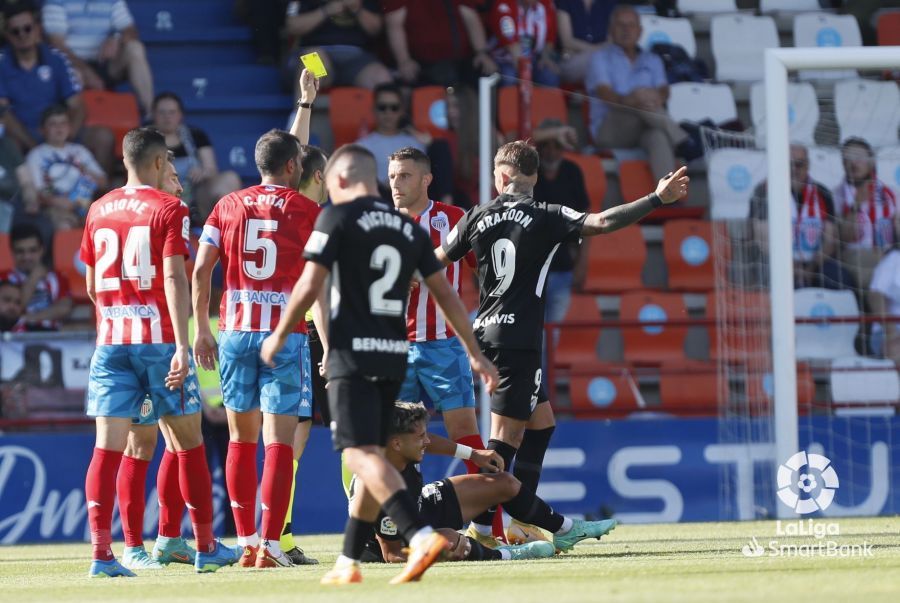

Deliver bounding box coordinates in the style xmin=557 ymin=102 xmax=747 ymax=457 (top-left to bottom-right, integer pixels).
xmin=750 ymin=81 xmax=819 ymax=147
xmin=794 ymin=288 xmax=859 ymax=360
xmin=760 ymin=0 xmax=822 ymax=11
xmin=794 ymin=13 xmax=862 ymax=81
xmin=707 ymin=148 xmax=767 ymax=220
xmin=639 ymin=15 xmax=696 ymax=57
xmin=677 ymin=0 xmax=737 ymax=13
xmin=808 ymin=146 xmax=845 ymax=193
xmin=835 ymin=79 xmax=900 ymax=148
xmin=711 ymin=15 xmax=779 ymax=82
xmin=668 ymin=82 xmax=736 ymax=125
xmin=876 ymin=146 xmax=900 ymax=201
xmin=830 ymin=356 xmax=899 ymax=416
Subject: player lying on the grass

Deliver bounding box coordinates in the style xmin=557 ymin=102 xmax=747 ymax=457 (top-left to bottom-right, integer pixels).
xmin=436 ymin=142 xmax=690 ymax=548
xmin=260 ymin=144 xmax=500 ymax=585
xmin=81 ymin=129 xmax=242 ymax=577
xmin=353 ymin=402 xmax=615 ymax=563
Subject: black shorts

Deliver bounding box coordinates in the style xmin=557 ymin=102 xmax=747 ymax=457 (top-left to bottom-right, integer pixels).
xmin=327 ymin=376 xmax=401 ymax=450
xmin=305 ymin=320 xmax=330 ymax=426
xmin=419 ymin=479 xmax=463 ymax=531
xmin=483 ymin=347 xmax=548 ymax=421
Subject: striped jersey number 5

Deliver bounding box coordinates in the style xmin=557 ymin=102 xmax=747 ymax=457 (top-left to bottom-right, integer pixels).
xmin=94 ymin=226 xmax=156 ymax=291
xmin=244 ymin=219 xmax=278 ymax=280
xmin=369 ymin=244 xmax=403 ymax=316
xmin=489 ymin=238 xmax=516 ymax=297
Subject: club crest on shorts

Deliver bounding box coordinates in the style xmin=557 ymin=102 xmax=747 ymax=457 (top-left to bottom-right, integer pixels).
xmin=140 ymin=398 xmax=153 ymax=418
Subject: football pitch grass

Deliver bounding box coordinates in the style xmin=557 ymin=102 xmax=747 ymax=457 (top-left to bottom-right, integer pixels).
xmin=1 ymin=517 xmax=898 ymax=602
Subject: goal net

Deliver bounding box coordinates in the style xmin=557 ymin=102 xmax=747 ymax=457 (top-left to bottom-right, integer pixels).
xmin=705 ymin=50 xmax=900 ymax=520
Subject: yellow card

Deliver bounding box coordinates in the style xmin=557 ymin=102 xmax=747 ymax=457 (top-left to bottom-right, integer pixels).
xmin=300 ymin=52 xmax=328 ymax=79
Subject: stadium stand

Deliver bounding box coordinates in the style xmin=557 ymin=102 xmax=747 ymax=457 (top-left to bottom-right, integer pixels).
xmin=662 ymin=220 xmax=716 ymax=292
xmin=834 ymin=79 xmax=900 ymax=148
xmin=876 ymin=11 xmax=900 ymax=46
xmin=638 ymin=15 xmax=697 ymax=59
xmin=707 ymin=148 xmax=768 ymax=220
xmin=498 ymin=86 xmax=567 ymax=139
xmin=562 ymin=152 xmax=606 ymax=213
xmin=583 ymin=225 xmax=646 ymax=293
xmin=82 ymin=91 xmax=140 ymax=158
xmin=52 ymin=228 xmax=88 ymax=304
xmin=710 ymin=14 xmax=779 ymax=83
xmin=553 ymin=294 xmax=602 ymax=369
xmin=793 ymin=13 xmax=862 ymax=81
xmin=328 ymin=87 xmax=375 ymax=149
xmin=619 ymin=290 xmax=689 ymax=365
xmin=667 ymin=82 xmax=737 ymax=126
xmin=750 ymin=82 xmax=819 ymax=148
xmin=411 ymin=86 xmax=451 ymax=139
xmin=794 ymin=288 xmax=860 ymax=361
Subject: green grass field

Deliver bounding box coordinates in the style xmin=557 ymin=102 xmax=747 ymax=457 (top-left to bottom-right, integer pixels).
xmin=1 ymin=518 xmax=898 ymax=602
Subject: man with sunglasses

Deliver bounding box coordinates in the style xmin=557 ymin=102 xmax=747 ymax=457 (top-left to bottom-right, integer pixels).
xmin=0 ymin=2 xmax=112 ymax=170
xmin=356 ymin=82 xmax=453 ymax=204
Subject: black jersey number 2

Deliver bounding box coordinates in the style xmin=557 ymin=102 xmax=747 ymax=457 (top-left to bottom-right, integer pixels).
xmin=369 ymin=244 xmax=404 ymax=316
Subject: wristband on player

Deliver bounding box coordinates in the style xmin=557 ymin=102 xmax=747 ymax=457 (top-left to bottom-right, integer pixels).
xmin=297 ymin=101 xmax=313 ymax=109
xmin=454 ymin=444 xmax=473 ymax=460
xmin=648 ymin=192 xmax=663 ymax=208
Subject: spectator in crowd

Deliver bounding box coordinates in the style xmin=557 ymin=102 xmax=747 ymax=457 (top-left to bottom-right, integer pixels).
xmin=836 ymin=137 xmax=897 ymax=251
xmin=485 ymin=0 xmax=560 ymax=87
xmin=0 ymin=2 xmax=114 ymax=173
xmin=356 ymin=82 xmax=454 ymax=203
xmin=23 ymin=104 xmax=106 ymax=230
xmin=584 ymin=4 xmax=693 ymax=180
xmin=384 ymin=0 xmax=496 ymax=87
xmin=555 ymin=0 xmax=616 ymax=85
xmin=533 ymin=118 xmax=590 ymax=322
xmin=0 ymin=131 xmax=26 ymax=231
xmin=750 ymin=144 xmax=855 ymax=291
xmin=283 ymin=0 xmax=392 ymax=92
xmin=150 ymin=92 xmax=241 ymax=224
xmin=0 ymin=278 xmax=25 ymax=332
xmin=0 ymin=223 xmax=71 ymax=330
xmin=42 ymin=0 xmax=155 ymax=117
xmin=868 ymin=245 xmax=900 ymax=359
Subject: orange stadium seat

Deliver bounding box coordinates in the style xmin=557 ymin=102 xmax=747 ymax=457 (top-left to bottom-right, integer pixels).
xmin=707 ymin=290 xmax=771 ymax=363
xmin=328 ymin=87 xmax=374 ymax=148
xmin=659 ymin=360 xmax=720 ymax=416
xmin=569 ymin=368 xmax=641 ymax=418
xmin=618 ymin=160 xmax=654 ymax=203
xmin=746 ymin=362 xmax=815 ymax=415
xmin=83 ymin=90 xmax=140 ymax=158
xmin=563 ymin=152 xmax=606 ymax=212
xmin=0 ymin=233 xmax=11 ymax=273
xmin=498 ymin=86 xmax=567 ymax=138
xmin=53 ymin=228 xmax=89 ymax=303
xmin=412 ymin=86 xmax=450 ymax=139
xmin=663 ymin=219 xmax=715 ymax=291
xmin=582 ymin=225 xmax=645 ymax=293
xmin=619 ymin=290 xmax=688 ymax=364
xmin=553 ymin=294 xmax=601 ymax=368
xmin=877 ymin=11 xmax=900 ymax=46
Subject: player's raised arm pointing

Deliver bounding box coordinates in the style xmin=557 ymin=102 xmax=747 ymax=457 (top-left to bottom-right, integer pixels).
xmin=581 ymin=166 xmax=689 ymax=236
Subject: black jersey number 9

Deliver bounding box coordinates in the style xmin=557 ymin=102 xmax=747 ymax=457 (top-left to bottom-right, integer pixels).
xmin=369 ymin=244 xmax=404 ymax=316
xmin=489 ymin=238 xmax=516 ymax=297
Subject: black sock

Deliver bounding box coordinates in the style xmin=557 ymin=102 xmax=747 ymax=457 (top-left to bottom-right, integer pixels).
xmin=382 ymin=490 xmax=427 ymax=543
xmin=466 ymin=537 xmax=502 ymax=561
xmin=513 ymin=427 xmax=554 ymax=495
xmin=342 ymin=517 xmax=374 ymax=560
xmin=472 ymin=439 xmax=518 ymax=527
xmin=502 ymin=486 xmax=565 ymax=533
xmin=281 ymin=521 xmax=291 ymax=537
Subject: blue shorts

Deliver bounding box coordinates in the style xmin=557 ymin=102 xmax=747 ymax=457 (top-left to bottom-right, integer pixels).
xmin=218 ymin=331 xmax=312 ymax=417
xmin=87 ymin=344 xmax=202 ymax=420
xmin=398 ymin=338 xmax=476 ymax=412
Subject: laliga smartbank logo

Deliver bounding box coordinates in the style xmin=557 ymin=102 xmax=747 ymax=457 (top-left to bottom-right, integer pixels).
xmin=740 ymin=451 xmax=873 ymax=559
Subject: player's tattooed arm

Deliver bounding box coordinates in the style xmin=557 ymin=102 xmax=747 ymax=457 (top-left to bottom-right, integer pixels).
xmin=424 ymin=432 xmax=504 ymax=472
xmin=581 ymin=166 xmax=689 ymax=236
xmin=261 ymin=262 xmax=329 ymax=366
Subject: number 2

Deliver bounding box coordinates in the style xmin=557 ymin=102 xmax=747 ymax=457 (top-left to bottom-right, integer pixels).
xmin=369 ymin=245 xmax=403 ymax=316
xmin=489 ymin=238 xmax=516 ymax=297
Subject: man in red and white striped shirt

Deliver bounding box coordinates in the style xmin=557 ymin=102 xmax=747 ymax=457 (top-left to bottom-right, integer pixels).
xmin=389 ymin=147 xmax=487 ymax=472
xmin=192 ymin=128 xmax=321 ymax=569
xmin=2 ymin=224 xmax=72 ymax=331
xmin=80 ymin=128 xmax=240 ymax=577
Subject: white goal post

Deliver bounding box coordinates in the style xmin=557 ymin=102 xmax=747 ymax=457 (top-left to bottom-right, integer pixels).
xmin=766 ymin=47 xmax=900 ymax=518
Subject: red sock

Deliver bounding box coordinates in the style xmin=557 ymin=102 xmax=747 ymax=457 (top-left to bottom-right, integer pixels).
xmin=177 ymin=445 xmax=215 ymax=553
xmin=455 ymin=434 xmax=487 ymax=475
xmin=157 ymin=449 xmax=185 ymax=538
xmin=116 ymin=455 xmax=149 ymax=548
xmin=260 ymin=443 xmax=294 ymax=541
xmin=226 ymin=441 xmax=258 ymax=539
xmin=85 ymin=447 xmax=123 ymax=561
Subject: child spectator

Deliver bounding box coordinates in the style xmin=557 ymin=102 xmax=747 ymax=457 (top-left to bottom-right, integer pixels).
xmin=24 ymin=104 xmax=106 ymax=230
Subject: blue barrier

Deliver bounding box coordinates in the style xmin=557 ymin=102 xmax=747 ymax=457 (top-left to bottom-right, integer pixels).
xmin=0 ymin=417 xmax=897 ymax=544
